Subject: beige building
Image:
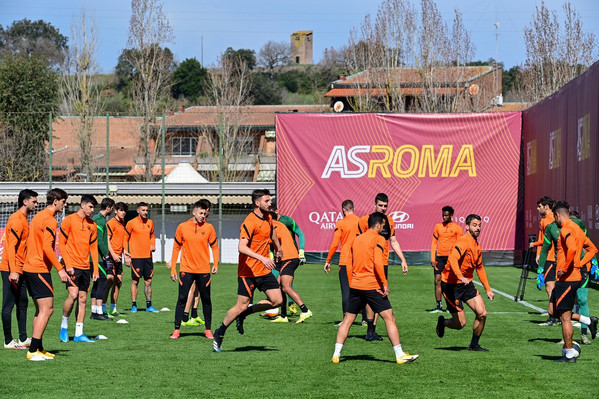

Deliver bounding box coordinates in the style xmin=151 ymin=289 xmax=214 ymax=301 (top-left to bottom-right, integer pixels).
xmin=291 ymin=30 xmax=313 ymax=64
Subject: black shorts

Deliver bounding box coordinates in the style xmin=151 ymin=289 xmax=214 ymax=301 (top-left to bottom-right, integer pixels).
xmin=107 ymin=258 xmax=123 ymax=276
xmin=442 ymin=281 xmax=479 ymax=313
xmin=24 ymin=272 xmax=54 ymax=299
xmin=543 ymin=261 xmax=556 ymax=283
xmin=131 ymin=258 xmax=153 ymax=280
xmin=237 ymin=273 xmax=279 ymax=298
xmin=276 ymin=259 xmax=300 ymax=277
xmin=346 ymin=288 xmax=392 ymax=315
xmin=434 ymin=256 xmax=448 ymax=275
xmin=551 ymin=280 xmax=580 ymax=310
xmin=65 ymin=268 xmax=91 ymax=291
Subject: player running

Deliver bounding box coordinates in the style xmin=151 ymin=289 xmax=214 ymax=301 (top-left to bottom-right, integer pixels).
xmin=22 ymin=188 xmax=70 ymax=361
xmin=105 ymin=202 xmax=128 ymax=316
xmin=436 ymin=214 xmax=495 ymax=351
xmin=430 ymin=206 xmax=462 ymax=313
xmin=1 ymin=189 xmax=37 ymax=349
xmin=324 ymin=199 xmax=360 ymax=321
xmin=169 ymin=200 xmax=219 ymax=339
xmin=212 ymin=189 xmax=283 ymax=352
xmin=332 ymin=212 xmax=418 ymax=364
xmin=90 ymin=197 xmax=115 ymax=321
xmin=59 ymin=194 xmax=99 ymax=343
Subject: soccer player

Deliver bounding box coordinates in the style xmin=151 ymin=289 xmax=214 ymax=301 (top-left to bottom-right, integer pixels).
xmin=324 ymin=199 xmax=360 ymax=320
xmin=59 ymin=194 xmax=99 ymax=343
xmin=1 ymin=189 xmax=37 ymax=349
xmin=270 ymin=212 xmax=312 ymax=323
xmin=124 ymin=202 xmax=158 ymax=313
xmin=549 ymin=201 xmax=598 ymax=362
xmin=105 ymin=202 xmax=128 ymax=315
xmin=436 ymin=214 xmax=495 ymax=351
xmin=90 ymin=197 xmax=115 ymax=321
xmin=22 ymin=188 xmax=70 ymax=361
xmin=331 ymin=212 xmax=418 ymax=364
xmin=430 ymin=206 xmax=462 ymax=313
xmin=169 ymin=200 xmax=219 ymax=339
xmin=358 ymin=193 xmax=408 ymax=341
xmin=531 ymin=196 xmax=559 ymax=325
xmin=212 ymin=189 xmax=283 ymax=352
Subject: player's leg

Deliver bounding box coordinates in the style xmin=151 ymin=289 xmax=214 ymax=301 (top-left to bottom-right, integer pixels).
xmin=16 ymin=277 xmax=29 ymax=346
xmin=143 ymin=259 xmax=158 ymax=312
xmin=172 ymin=272 xmax=194 ymax=339
xmin=365 ymin=304 xmax=382 ymax=341
xmin=279 ymin=260 xmax=311 ymax=323
xmin=338 ymin=265 xmax=350 ymax=319
xmin=236 ymin=275 xmax=283 ymax=334
xmin=111 ymin=268 xmax=123 ymax=313
xmin=571 ymin=278 xmax=597 ymax=342
xmin=61 ymin=281 xmax=78 ymax=342
xmin=130 ymin=259 xmax=141 ymax=312
xmin=213 ymin=292 xmax=253 ymax=352
xmin=377 ymin=307 xmax=419 ymax=364
xmin=432 ymin=257 xmax=445 ymax=312
xmin=543 ymin=262 xmax=559 ymax=324
xmin=464 ymin=293 xmax=488 ymax=351
xmin=2 ymin=271 xmax=18 ymax=346
xmin=73 ymin=271 xmax=94 ymax=342
xmin=437 ymin=282 xmax=466 ymax=338
xmin=196 ymin=274 xmax=213 ymax=337
xmin=371 ymin=265 xmax=389 ymax=335
xmin=332 ymin=287 xmax=363 ymax=363
xmin=26 ymin=272 xmax=55 ymax=360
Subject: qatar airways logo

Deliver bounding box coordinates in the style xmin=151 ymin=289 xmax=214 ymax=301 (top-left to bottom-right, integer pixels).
xmin=389 ymin=211 xmax=414 ymax=230
xmin=309 ymin=211 xmax=343 ymax=230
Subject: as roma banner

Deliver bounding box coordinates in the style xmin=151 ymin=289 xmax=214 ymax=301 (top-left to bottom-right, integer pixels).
xmin=276 ymin=112 xmax=522 ymax=253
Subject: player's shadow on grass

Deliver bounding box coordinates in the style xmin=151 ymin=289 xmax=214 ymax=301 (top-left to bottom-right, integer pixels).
xmin=180 ymin=332 xmax=206 ymax=338
xmin=434 ymin=346 xmax=468 ymax=351
xmin=528 ymin=338 xmax=562 ymax=343
xmin=342 ymin=354 xmax=395 ymax=363
xmin=233 ymin=346 xmax=278 ymax=352
xmin=534 ymin=354 xmax=563 ymax=361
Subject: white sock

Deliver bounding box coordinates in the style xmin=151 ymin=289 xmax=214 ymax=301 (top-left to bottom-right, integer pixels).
xmin=75 ymin=323 xmax=83 ymax=337
xmin=102 ymin=304 xmax=107 ymax=312
xmin=96 ymin=306 xmax=104 ymax=315
xmin=91 ymin=305 xmax=97 ymax=314
xmin=393 ymin=344 xmax=405 ymax=358
xmin=578 ymin=315 xmax=591 ymax=326
xmin=61 ymin=316 xmax=69 ymax=329
xmin=333 ymin=343 xmax=343 ymax=357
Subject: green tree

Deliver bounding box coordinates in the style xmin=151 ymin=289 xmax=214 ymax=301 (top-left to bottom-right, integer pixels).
xmin=0 ymin=18 xmax=68 ymax=66
xmin=251 ymin=72 xmax=282 ymax=105
xmin=0 ymin=55 xmax=60 ymax=180
xmin=224 ymin=47 xmax=256 ymax=70
xmin=171 ymin=57 xmax=208 ymax=102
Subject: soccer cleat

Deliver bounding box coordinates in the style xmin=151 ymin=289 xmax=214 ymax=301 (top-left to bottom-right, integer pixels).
xmin=26 ymin=350 xmax=46 ymax=361
xmin=204 ymin=330 xmax=214 ymax=339
xmin=296 ymin=310 xmax=313 ymax=324
xmin=181 ymin=319 xmax=200 ymax=327
xmin=271 ymin=316 xmax=289 ymax=323
xmin=436 ymin=315 xmax=445 ymax=338
xmin=109 ymin=309 xmax=121 ymax=316
xmin=60 ymin=328 xmax=69 ymax=343
xmin=361 ymin=320 xmax=368 ymax=327
xmin=4 ymin=339 xmax=26 ymax=349
xmin=236 ymin=316 xmax=246 ymax=335
xmin=146 ymin=306 xmax=159 ymax=313
xmin=539 ymin=318 xmax=561 ymax=326
xmin=589 ymin=316 xmax=598 ymax=339
xmin=468 ymin=345 xmax=489 ymax=352
xmin=429 ymin=308 xmax=443 ymax=314
xmin=18 ymin=337 xmax=31 ymax=347
xmin=365 ymin=331 xmax=383 ymax=341
xmin=396 ymin=353 xmax=419 ymax=364
xmin=212 ymin=328 xmax=223 ymax=352
xmin=554 ymin=355 xmax=576 ymax=363
xmin=74 ymin=334 xmax=95 ymax=343
xmin=192 ymin=317 xmax=205 ymax=325
xmin=581 ymin=334 xmax=592 ymax=345
xmin=40 ymin=350 xmax=55 ymax=359
xmin=540 ymin=310 xmax=549 ymax=316
xmin=288 ymin=303 xmax=298 ymax=315
xmin=131 ymin=305 xmax=137 ymax=313
xmin=170 ymin=329 xmax=180 ymax=339
xmin=331 ymin=355 xmax=340 ymax=364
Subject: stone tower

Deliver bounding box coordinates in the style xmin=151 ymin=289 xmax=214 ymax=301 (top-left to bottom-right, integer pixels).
xmin=290 ymin=30 xmax=313 ymax=64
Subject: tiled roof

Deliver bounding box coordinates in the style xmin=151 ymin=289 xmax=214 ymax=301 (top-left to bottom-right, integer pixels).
xmin=52 ymin=116 xmax=143 ymax=149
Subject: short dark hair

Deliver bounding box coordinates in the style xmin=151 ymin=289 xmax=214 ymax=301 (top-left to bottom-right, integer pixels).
xmin=46 ymin=188 xmax=68 ymax=205
xmin=18 ymin=189 xmax=38 ymax=208
xmin=137 ymin=202 xmax=148 ymax=209
xmin=251 ymin=189 xmax=270 ymax=204
xmin=442 ymin=206 xmax=454 ymax=215
xmin=553 ymin=201 xmax=569 ymax=214
xmin=537 ymin=196 xmax=555 ymax=208
xmin=114 ymin=202 xmax=128 ymax=212
xmin=194 ymin=200 xmax=210 ymax=210
xmin=569 ymin=210 xmax=580 ymax=219
xmin=465 ymin=214 xmax=481 ymax=225
xmin=81 ymin=194 xmax=98 ymax=207
xmin=198 ymin=199 xmax=211 ymax=210
xmin=100 ymin=197 xmax=115 ymax=210
xmin=342 ymin=199 xmax=354 ymax=211
xmin=375 ymin=193 xmax=388 ymax=204
xmin=368 ymin=211 xmax=385 ymax=228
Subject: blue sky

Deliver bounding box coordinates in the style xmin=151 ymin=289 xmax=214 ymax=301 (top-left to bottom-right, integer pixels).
xmin=1 ymin=0 xmax=598 ymax=73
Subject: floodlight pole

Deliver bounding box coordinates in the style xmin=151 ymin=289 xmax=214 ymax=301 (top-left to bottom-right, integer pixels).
xmin=106 ymin=114 xmax=110 ymax=197
xmin=49 ymin=112 xmax=53 ymax=189
xmin=218 ymin=113 xmax=223 ymax=263
xmin=161 ymin=116 xmax=166 ymax=263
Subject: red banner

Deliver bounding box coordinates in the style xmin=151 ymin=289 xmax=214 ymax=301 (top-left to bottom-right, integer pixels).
xmin=276 ymin=112 xmax=522 ymax=252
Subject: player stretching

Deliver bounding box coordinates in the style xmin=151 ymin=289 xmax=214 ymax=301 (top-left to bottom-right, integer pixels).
xmin=213 ymin=189 xmax=283 ymax=352
xmin=549 ymin=202 xmax=598 ymax=362
xmin=358 ymin=193 xmax=408 ymax=341
xmin=436 ymin=214 xmax=495 ymax=351
xmin=169 ymin=200 xmax=219 ymax=339
xmin=270 ymin=212 xmax=312 ymax=323
xmin=1 ymin=189 xmax=37 ymax=349
xmin=90 ymin=197 xmax=115 ymax=320
xmin=59 ymin=195 xmax=99 ymax=343
xmin=324 ymin=200 xmax=360 ymax=321
xmin=124 ymin=202 xmax=158 ymax=313
xmin=105 ymin=202 xmax=128 ymax=315
xmin=430 ymin=206 xmax=462 ymax=313
xmin=332 ymin=212 xmax=418 ymax=364
xmin=22 ymin=188 xmax=70 ymax=361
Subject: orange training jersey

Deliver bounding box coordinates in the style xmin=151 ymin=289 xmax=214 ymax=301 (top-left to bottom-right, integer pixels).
xmin=22 ymin=208 xmax=64 ymax=273
xmin=0 ymin=211 xmax=29 ymax=273
xmin=534 ymin=212 xmax=555 ymax=262
xmin=326 ymin=213 xmax=360 ymax=266
xmin=170 ymin=218 xmax=219 ymax=274
xmin=238 ymin=211 xmax=273 ymax=278
xmin=442 ymin=233 xmax=491 ymax=292
xmin=59 ymin=213 xmax=99 ymax=274
xmin=431 ymin=221 xmax=463 ymax=262
xmin=556 ymin=219 xmax=598 ymax=282
xmin=349 ymin=229 xmax=388 ymax=290
xmin=358 ymin=214 xmax=395 ymax=263
xmin=107 ymin=217 xmax=126 ymax=256
xmin=125 ymin=216 xmax=155 ymax=259
xmin=273 ymin=220 xmax=299 ymax=261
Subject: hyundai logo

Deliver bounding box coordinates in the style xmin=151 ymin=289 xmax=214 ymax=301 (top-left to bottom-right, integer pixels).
xmin=389 ymin=211 xmax=409 ymax=223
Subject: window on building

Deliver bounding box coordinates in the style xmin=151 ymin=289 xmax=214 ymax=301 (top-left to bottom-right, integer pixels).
xmin=295 ymin=56 xmax=300 ymax=64
xmin=171 ymin=137 xmax=198 ymax=156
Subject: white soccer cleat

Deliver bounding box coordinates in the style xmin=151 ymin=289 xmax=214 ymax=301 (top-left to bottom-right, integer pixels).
xmin=396 ymin=353 xmax=419 ymax=364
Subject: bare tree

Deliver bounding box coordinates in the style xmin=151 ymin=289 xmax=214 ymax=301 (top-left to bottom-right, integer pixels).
xmin=126 ymin=0 xmax=174 ymax=181
xmin=61 ymin=8 xmax=102 ymax=181
xmin=258 ymin=40 xmax=290 ymax=76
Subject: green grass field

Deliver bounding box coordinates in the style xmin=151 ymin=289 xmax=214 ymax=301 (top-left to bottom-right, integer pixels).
xmin=1 ymin=263 xmax=598 ymax=398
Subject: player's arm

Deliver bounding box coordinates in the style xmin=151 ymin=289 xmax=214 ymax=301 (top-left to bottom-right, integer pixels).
xmin=42 ymin=224 xmax=67 ymax=282
xmin=5 ymin=221 xmax=21 ymax=277
xmin=58 ymin=219 xmax=73 ymax=273
xmin=531 ymin=222 xmax=544 ymax=249
xmin=238 ymin=237 xmax=275 ymax=269
xmin=169 ymin=226 xmax=183 ymax=281
xmin=90 ymin=229 xmax=99 ymax=280
xmin=431 ymin=225 xmax=439 ymax=266
xmin=563 ymin=232 xmax=577 ymax=272
xmin=150 ymin=222 xmax=156 ymax=252
xmin=209 ymin=227 xmax=219 ymax=274
xmin=123 ymin=224 xmax=132 ymax=257
xmin=475 ymin=261 xmax=494 ymax=299
xmin=448 ymin=243 xmax=468 ymax=284
xmin=374 ymin=238 xmax=388 ymax=296
xmin=106 ymin=226 xmax=120 ymax=262
xmin=324 ymin=224 xmax=342 ymax=273
xmin=580 ymin=236 xmax=598 ymax=266
xmin=389 ymin=234 xmax=408 ymax=275
xmin=537 ymin=228 xmax=553 ymax=270
xmin=270 ymin=225 xmax=283 ymax=261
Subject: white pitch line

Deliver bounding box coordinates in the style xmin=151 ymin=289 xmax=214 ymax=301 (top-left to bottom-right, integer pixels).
xmin=472 ymin=280 xmax=545 ymax=313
